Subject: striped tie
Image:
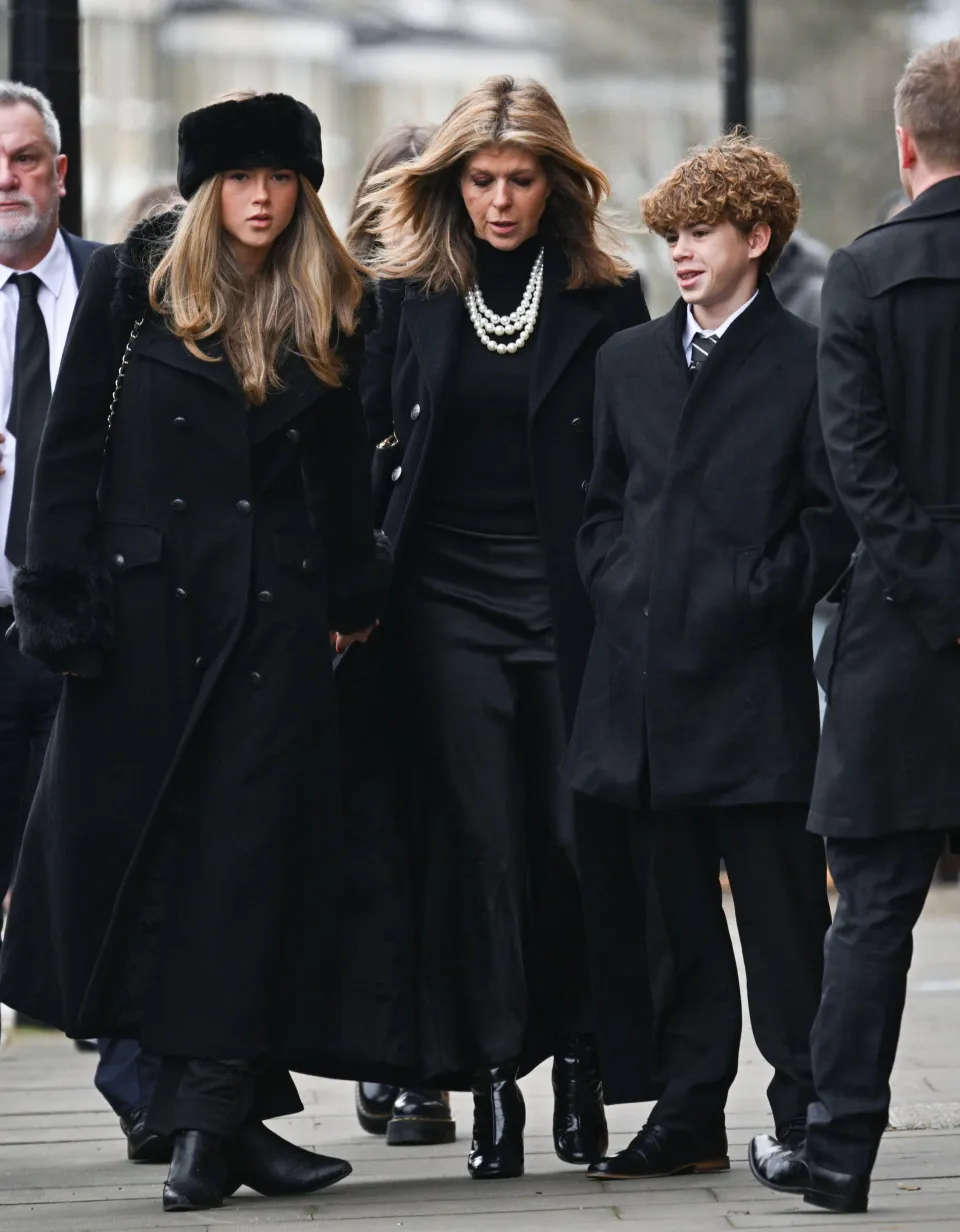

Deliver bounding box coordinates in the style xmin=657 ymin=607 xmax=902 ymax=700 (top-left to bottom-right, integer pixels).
xmin=689 ymin=332 xmax=719 ymax=373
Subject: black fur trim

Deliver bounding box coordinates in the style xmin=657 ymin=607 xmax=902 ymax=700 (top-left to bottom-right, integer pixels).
xmin=177 ymin=94 xmax=324 ymax=201
xmin=13 ymin=565 xmax=114 ymax=675
xmin=328 ymin=531 xmax=393 ymax=634
xmin=110 ymin=209 xmax=180 ymax=329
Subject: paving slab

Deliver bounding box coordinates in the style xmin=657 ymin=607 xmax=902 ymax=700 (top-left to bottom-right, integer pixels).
xmin=3 ymin=889 xmax=960 ymax=1230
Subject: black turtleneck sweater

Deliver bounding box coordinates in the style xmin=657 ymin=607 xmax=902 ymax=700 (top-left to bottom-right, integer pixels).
xmin=420 ymin=234 xmax=542 ymax=536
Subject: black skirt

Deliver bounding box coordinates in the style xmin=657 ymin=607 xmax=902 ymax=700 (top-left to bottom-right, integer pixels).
xmin=397 ymin=522 xmax=590 ymax=1082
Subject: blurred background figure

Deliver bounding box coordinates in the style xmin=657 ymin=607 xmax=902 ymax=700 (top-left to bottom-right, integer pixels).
xmin=770 ymin=228 xmax=831 ymax=325
xmin=346 ymin=124 xmax=436 ymax=263
xmin=112 ymin=181 xmax=182 ymax=240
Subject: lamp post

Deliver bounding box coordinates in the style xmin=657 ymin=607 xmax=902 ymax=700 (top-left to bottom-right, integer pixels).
xmin=721 ymin=0 xmax=750 ymax=133
xmin=9 ymin=0 xmax=83 ymax=233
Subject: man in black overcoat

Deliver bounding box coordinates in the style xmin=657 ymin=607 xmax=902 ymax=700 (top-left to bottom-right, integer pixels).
xmin=750 ymin=37 xmax=960 ymax=1216
xmin=565 ymin=135 xmax=854 ymax=1181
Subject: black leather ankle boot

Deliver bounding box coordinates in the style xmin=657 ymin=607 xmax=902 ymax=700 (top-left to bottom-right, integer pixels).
xmin=162 ymin=1130 xmax=228 ymax=1211
xmin=355 ymin=1083 xmax=400 ymax=1136
xmin=552 ymin=1035 xmax=609 ymax=1165
xmin=468 ymin=1065 xmax=525 ymax=1180
xmin=227 ymin=1121 xmax=351 ymax=1197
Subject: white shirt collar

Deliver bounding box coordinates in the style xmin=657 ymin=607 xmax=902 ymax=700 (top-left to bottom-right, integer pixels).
xmin=0 ymin=228 xmax=70 ymax=299
xmin=682 ymin=290 xmax=759 ymax=361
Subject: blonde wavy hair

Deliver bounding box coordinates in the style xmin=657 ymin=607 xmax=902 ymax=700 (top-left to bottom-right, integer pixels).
xmin=149 ymin=98 xmax=364 ymax=404
xmin=365 ymin=76 xmax=631 ymax=295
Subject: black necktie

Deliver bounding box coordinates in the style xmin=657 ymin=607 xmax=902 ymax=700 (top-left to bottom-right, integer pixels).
xmin=689 ymin=331 xmax=719 ymax=374
xmin=6 ymin=273 xmax=51 ymax=566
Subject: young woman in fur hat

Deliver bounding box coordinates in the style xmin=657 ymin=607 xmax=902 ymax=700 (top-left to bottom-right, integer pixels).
xmin=336 ymin=75 xmax=652 ymax=1178
xmin=0 ymin=91 xmax=389 ymax=1212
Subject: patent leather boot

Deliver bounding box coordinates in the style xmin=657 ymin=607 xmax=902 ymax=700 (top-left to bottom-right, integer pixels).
xmin=552 ymin=1035 xmax=609 ymax=1165
xmin=468 ymin=1065 xmax=525 ymax=1180
xmin=162 ymin=1130 xmax=228 ymax=1212
xmin=386 ymin=1089 xmax=456 ymax=1145
xmin=355 ymin=1083 xmax=400 ymax=1136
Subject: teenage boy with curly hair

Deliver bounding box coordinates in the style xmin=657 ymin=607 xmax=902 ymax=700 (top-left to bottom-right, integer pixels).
xmin=565 ymin=136 xmax=855 ymax=1181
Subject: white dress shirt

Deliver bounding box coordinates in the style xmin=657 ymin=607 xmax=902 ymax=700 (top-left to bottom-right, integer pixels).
xmin=682 ymin=290 xmax=759 ymax=367
xmin=0 ymin=231 xmax=79 ymax=604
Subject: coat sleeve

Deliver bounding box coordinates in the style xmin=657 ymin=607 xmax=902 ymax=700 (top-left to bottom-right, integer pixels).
xmin=818 ymin=248 xmax=960 ymax=649
xmin=748 ymin=378 xmax=857 ymax=618
xmin=304 ymin=357 xmax=392 ymax=634
xmin=576 ymin=346 xmax=628 ymax=595
xmin=359 ymin=277 xmax=406 ymax=456
xmin=12 ymin=245 xmax=122 ymax=676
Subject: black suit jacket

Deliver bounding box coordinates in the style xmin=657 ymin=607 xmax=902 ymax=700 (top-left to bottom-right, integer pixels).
xmin=566 ymin=277 xmax=854 ymax=811
xmin=62 ymin=228 xmax=101 ymax=286
xmin=810 ymin=174 xmax=960 ymax=838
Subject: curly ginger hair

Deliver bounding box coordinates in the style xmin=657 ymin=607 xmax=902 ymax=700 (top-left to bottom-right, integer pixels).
xmin=642 ymin=133 xmax=801 ymax=276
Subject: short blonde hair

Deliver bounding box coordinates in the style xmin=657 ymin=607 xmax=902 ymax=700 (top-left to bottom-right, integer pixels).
xmin=365 ymin=75 xmax=631 ymax=295
xmin=895 ymin=37 xmax=960 ymax=170
xmin=642 ymin=133 xmax=800 ymax=277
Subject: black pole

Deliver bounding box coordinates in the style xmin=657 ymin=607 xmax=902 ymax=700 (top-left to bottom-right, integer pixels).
xmin=9 ymin=0 xmax=82 ymax=234
xmin=721 ymin=0 xmax=750 ymax=133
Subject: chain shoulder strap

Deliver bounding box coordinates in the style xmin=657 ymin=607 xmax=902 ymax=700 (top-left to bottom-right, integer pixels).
xmin=106 ymin=317 xmax=145 ymax=438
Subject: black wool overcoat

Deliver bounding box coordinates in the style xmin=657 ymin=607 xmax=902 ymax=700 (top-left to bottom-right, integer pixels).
xmin=330 ymin=249 xmax=651 ymax=1088
xmin=566 ymin=278 xmax=856 ymax=813
xmin=810 ymin=176 xmax=960 ymax=840
xmin=0 ymin=215 xmax=390 ymax=1061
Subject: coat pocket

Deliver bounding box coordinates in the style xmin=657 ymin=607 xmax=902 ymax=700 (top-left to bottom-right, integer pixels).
xmin=100 ymin=524 xmax=163 ymax=572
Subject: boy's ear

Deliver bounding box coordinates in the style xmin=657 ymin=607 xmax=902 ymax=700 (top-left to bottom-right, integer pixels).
xmin=747 ymin=222 xmax=772 ymax=262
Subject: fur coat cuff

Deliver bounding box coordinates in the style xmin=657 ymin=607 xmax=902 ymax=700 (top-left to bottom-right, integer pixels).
xmin=13 ymin=565 xmax=115 ymax=676
xmin=328 ymin=531 xmax=393 ymax=634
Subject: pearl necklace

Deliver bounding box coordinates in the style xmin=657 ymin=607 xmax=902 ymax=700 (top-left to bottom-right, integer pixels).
xmin=465 ymin=247 xmax=545 ymax=354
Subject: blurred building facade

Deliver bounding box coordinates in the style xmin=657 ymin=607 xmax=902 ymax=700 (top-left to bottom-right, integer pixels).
xmin=0 ymin=0 xmax=953 ymax=307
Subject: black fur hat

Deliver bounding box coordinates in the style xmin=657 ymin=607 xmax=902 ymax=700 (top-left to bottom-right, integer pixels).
xmin=177 ymin=93 xmax=324 ymax=200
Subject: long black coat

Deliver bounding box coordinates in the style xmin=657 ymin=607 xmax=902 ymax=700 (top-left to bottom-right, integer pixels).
xmin=810 ymin=175 xmax=960 ymax=839
xmin=0 ymin=217 xmax=389 ymax=1060
xmin=566 ymin=278 xmax=855 ymax=812
xmin=331 ymin=249 xmax=650 ymax=1087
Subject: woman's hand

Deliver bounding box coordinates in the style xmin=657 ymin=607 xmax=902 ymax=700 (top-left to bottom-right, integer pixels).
xmin=330 ymin=622 xmax=379 ymax=654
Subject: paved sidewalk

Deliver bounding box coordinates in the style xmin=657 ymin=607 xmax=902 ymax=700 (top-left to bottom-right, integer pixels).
xmin=2 ymin=889 xmax=960 ymax=1231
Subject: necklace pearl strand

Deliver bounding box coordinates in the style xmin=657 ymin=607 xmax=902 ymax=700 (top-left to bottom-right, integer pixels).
xmin=465 ymin=247 xmax=545 ymax=354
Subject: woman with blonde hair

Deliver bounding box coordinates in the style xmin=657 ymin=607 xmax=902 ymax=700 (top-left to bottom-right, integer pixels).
xmin=346 ymin=123 xmax=437 ymax=263
xmin=0 ymin=92 xmax=389 ymax=1212
xmin=341 ymin=74 xmax=650 ymax=1178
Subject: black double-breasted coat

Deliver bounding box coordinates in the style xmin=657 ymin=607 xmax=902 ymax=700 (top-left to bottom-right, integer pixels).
xmin=566 ymin=278 xmax=855 ymax=813
xmin=0 ymin=217 xmax=389 ymax=1061
xmin=331 ymin=247 xmax=651 ymax=1087
xmin=810 ymin=175 xmax=960 ymax=839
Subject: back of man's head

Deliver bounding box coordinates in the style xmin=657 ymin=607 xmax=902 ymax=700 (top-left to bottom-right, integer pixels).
xmin=895 ymin=37 xmax=960 ymax=173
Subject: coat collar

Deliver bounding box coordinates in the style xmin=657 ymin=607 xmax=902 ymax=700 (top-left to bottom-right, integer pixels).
xmin=402 ymin=240 xmax=604 ymax=419
xmin=863 ymin=173 xmax=960 ymax=236
xmin=655 ymin=275 xmax=781 ymax=408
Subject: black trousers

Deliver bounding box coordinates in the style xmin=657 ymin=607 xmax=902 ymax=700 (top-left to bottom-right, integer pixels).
xmin=805 ymin=829 xmax=944 ymax=1176
xmin=95 ymin=1038 xmax=162 ymax=1117
xmin=147 ymin=1057 xmax=303 ymax=1138
xmin=0 ymin=614 xmax=61 ymax=900
xmin=635 ymin=804 xmax=831 ymax=1136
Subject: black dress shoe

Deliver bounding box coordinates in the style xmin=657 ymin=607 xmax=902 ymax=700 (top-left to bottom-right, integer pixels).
xmin=748 ymin=1133 xmax=869 ymax=1214
xmin=587 ymin=1122 xmax=730 ymax=1180
xmin=552 ymin=1035 xmax=608 ymax=1165
xmin=386 ymin=1088 xmax=456 ymax=1146
xmin=355 ymin=1082 xmax=400 ymax=1136
xmin=74 ymin=1038 xmax=99 ymax=1053
xmin=468 ymin=1065 xmax=525 ymax=1180
xmin=228 ymin=1121 xmax=351 ymax=1197
xmin=119 ymin=1107 xmax=173 ymax=1163
xmin=776 ymin=1117 xmax=807 ymax=1151
xmin=162 ymin=1130 xmax=228 ymax=1212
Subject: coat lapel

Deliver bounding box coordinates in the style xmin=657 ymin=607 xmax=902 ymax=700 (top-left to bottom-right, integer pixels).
xmin=136 ymin=322 xmax=243 ymax=402
xmin=530 ymin=248 xmax=603 ymax=419
xmin=402 ymin=289 xmax=462 ymax=416
xmin=247 ymin=352 xmax=324 ymax=446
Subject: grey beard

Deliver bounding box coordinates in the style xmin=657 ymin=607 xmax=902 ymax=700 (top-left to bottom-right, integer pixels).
xmin=0 ymin=195 xmax=59 ymax=252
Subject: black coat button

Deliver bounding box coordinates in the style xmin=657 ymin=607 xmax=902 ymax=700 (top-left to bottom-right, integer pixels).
xmin=391 ymin=466 xmax=402 ymax=482
xmin=301 ymin=558 xmax=313 ymax=572
xmin=236 ymin=499 xmax=252 ymax=515
xmin=194 ymin=655 xmax=204 ymax=669
xmin=572 ymin=417 xmax=585 ymax=433
xmin=581 ymin=480 xmax=589 ymax=493
xmin=112 ymin=553 xmax=125 ymax=568
xmin=250 ymin=671 xmax=263 ymax=688
xmin=286 ymin=428 xmax=301 ymax=442
xmin=258 ymin=590 xmax=274 ymax=604
xmin=410 ymin=403 xmax=421 ymax=421
xmin=173 ymin=417 xmax=188 ymax=431
xmin=171 ymin=498 xmax=187 ymax=512
xmin=643 ymin=604 xmax=649 ymax=617
xmin=174 ymin=587 xmax=188 ymax=600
